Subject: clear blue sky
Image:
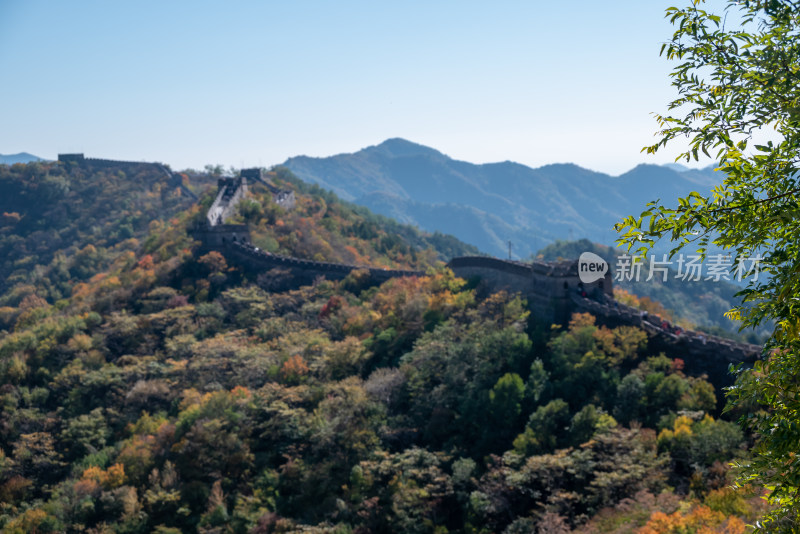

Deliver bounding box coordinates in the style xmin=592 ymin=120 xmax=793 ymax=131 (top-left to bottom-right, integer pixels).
xmin=0 ymin=1 xmax=720 ymax=175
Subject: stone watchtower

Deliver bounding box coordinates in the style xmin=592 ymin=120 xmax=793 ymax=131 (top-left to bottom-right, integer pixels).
xmin=447 ymin=256 xmax=613 ymax=325
xmin=58 ymin=153 xmax=85 ymax=163
xmin=240 ymin=168 xmax=263 ymax=182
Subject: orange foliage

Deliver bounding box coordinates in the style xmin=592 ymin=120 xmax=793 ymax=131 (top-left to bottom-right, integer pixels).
xmin=569 ymin=312 xmax=597 ymax=329
xmin=71 ymin=282 xmax=90 ymax=299
xmin=198 ymin=251 xmax=228 ymax=273
xmin=280 ymin=354 xmax=309 ymax=383
xmin=638 ymin=504 xmax=745 ymax=534
xmin=614 ymin=287 xmax=678 ymax=324
xmin=231 ymin=385 xmax=252 ymax=401
xmin=137 ymin=254 xmax=155 ymax=270
xmin=101 ymin=275 xmax=122 ymax=289
xmin=89 ymin=273 xmax=108 ymax=284
xmin=1 ymin=211 xmax=21 ymax=226
xmin=345 ymin=244 xmax=368 ymax=264
xmin=78 ymin=463 xmax=126 ymax=494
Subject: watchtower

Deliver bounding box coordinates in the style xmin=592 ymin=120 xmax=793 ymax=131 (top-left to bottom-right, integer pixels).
xmin=58 ymin=153 xmax=85 ymax=163
xmin=240 ymin=168 xmax=263 ymax=182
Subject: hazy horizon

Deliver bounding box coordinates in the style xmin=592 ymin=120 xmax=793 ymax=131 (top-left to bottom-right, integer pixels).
xmin=1 ymin=1 xmax=728 ymax=175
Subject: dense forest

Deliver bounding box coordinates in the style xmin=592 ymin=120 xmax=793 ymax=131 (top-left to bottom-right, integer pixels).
xmin=0 ymin=161 xmax=766 ymax=532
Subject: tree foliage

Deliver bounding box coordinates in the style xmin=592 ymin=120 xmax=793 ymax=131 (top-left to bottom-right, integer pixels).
xmin=615 ymin=1 xmax=800 ymax=529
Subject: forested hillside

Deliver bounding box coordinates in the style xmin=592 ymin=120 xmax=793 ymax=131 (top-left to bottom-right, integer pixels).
xmin=0 ymin=160 xmax=212 ymax=300
xmin=0 ymin=162 xmax=765 ymax=532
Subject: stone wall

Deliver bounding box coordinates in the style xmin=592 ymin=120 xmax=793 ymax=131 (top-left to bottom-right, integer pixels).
xmin=195 ymin=224 xmax=251 ymax=249
xmin=447 ymin=256 xmax=613 ymax=324
xmin=222 ymin=241 xmax=422 ymax=287
xmin=58 ymin=153 xmax=157 ymax=174
xmin=207 ymin=177 xmax=248 ymax=226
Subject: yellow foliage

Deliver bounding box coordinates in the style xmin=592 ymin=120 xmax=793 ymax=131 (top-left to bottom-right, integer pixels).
xmin=3 ymin=508 xmax=50 ymax=534
xmin=674 ymin=415 xmax=694 ymax=438
xmin=179 ymin=388 xmax=203 ymax=411
xmin=638 ymin=503 xmax=745 ymax=533
xmin=79 ymin=463 xmax=125 ymax=490
xmin=67 ymin=333 xmax=93 ymax=352
xmin=102 ymin=275 xmax=122 ymax=289
xmin=569 ymin=312 xmax=597 ymax=329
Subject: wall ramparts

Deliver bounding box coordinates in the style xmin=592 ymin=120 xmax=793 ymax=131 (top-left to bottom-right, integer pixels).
xmin=195 ymin=224 xmax=251 ymax=249
xmin=58 ymin=154 xmax=162 ymax=174
xmin=221 ymin=241 xmax=422 ymax=286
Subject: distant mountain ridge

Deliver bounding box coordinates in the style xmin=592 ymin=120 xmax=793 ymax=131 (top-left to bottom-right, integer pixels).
xmin=284 ymin=138 xmax=722 ymax=258
xmin=0 ymin=152 xmax=46 ymax=165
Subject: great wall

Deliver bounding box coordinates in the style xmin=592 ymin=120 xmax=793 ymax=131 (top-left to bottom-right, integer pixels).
xmin=58 ymin=153 xmax=199 ymax=201
xmin=58 ymin=154 xmax=765 ymax=384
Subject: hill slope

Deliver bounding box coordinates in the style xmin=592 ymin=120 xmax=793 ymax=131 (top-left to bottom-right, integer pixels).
xmin=0 ymin=161 xmax=761 ymax=532
xmin=0 ymin=160 xmax=215 ymax=301
xmin=284 ymin=138 xmax=722 ymax=258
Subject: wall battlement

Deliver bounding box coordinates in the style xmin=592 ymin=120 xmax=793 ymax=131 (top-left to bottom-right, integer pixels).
xmin=223 ymin=241 xmax=422 ymax=285
xmin=447 ymin=255 xmax=613 ymax=324
xmin=59 ymin=153 xmax=156 ymax=171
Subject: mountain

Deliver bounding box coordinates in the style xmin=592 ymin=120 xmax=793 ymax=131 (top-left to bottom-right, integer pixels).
xmin=0 ymin=161 xmax=759 ymax=532
xmin=284 ymin=138 xmax=723 ymax=258
xmin=0 ymin=152 xmax=46 ymax=165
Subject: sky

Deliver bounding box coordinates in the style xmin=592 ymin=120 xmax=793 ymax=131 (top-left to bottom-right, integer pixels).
xmin=0 ymin=1 xmax=724 ymax=176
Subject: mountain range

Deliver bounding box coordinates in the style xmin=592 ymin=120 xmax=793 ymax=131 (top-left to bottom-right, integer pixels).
xmin=0 ymin=152 xmax=45 ymax=165
xmin=284 ymin=138 xmax=722 ymax=259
